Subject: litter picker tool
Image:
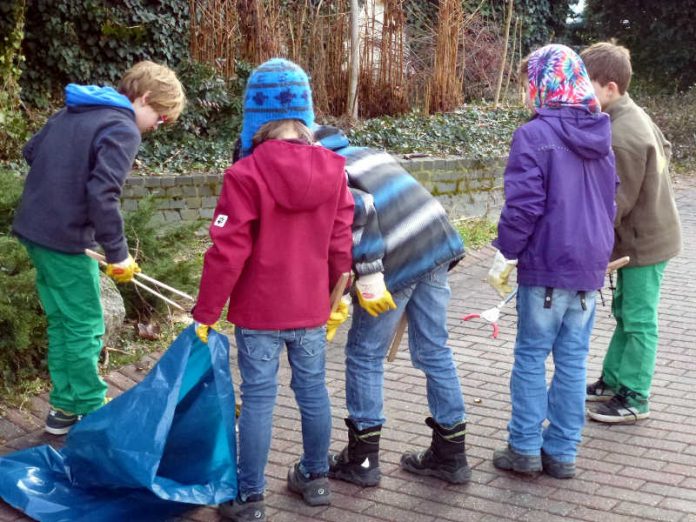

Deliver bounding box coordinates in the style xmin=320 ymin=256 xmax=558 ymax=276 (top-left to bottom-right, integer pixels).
xmin=463 ymin=256 xmax=632 ymax=339
xmin=85 ymin=249 xmax=195 ymax=312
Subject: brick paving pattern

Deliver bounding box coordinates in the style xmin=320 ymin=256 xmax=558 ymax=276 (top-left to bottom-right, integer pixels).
xmin=2 ymin=176 xmax=695 ymax=521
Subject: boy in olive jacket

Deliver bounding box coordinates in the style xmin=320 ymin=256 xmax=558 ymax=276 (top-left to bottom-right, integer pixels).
xmin=581 ymin=41 xmax=682 ymax=423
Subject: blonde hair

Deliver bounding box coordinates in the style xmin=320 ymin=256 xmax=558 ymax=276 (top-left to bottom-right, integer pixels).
xmin=118 ymin=61 xmax=186 ymax=122
xmin=252 ymin=119 xmax=314 ymax=149
xmin=580 ymin=41 xmax=632 ymax=94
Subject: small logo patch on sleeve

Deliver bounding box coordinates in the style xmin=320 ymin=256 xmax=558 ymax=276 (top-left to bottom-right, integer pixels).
xmin=214 ymin=214 xmax=228 ymax=227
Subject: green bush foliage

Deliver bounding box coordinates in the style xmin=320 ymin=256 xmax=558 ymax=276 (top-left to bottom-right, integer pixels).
xmin=1 ymin=2 xmax=29 ymax=161
xmin=0 ymin=167 xmax=48 ymax=392
xmin=349 ymin=106 xmax=528 ymax=158
xmin=581 ymin=0 xmax=696 ymax=92
xmin=121 ymin=198 xmax=204 ymax=319
xmin=0 ymin=166 xmax=205 ymax=394
xmin=136 ymin=60 xmax=250 ymax=173
xmin=20 ymin=0 xmax=189 ymax=107
xmin=637 ymin=87 xmax=696 ymax=171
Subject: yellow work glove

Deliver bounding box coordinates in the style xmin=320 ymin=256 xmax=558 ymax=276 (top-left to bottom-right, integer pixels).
xmin=356 ymin=272 xmax=397 ymax=317
xmin=487 ymin=250 xmax=517 ymax=297
xmin=105 ymin=254 xmax=141 ymax=284
xmin=326 ymin=296 xmax=350 ymax=341
xmin=194 ymin=321 xmax=220 ymax=344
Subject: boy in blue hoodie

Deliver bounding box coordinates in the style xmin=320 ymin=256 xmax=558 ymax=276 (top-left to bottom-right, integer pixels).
xmin=12 ymin=61 xmax=185 ymax=435
xmin=488 ymin=45 xmax=617 ymax=478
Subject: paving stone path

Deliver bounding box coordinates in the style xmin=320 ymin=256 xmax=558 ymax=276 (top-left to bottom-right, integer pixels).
xmin=2 ymin=176 xmax=695 ymax=522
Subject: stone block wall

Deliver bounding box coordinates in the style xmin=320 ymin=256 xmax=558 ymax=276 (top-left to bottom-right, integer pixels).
xmin=121 ymin=156 xmax=505 ymax=224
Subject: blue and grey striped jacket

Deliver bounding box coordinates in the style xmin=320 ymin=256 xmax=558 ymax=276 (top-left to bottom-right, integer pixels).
xmin=315 ymin=125 xmax=465 ymax=293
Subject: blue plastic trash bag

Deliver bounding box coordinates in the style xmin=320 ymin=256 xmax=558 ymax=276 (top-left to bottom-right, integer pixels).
xmin=0 ymin=325 xmax=237 ymax=521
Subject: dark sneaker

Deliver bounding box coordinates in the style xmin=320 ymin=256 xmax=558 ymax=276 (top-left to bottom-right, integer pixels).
xmin=586 ymin=376 xmax=614 ymax=402
xmin=218 ymin=494 xmax=265 ymax=522
xmin=541 ymin=449 xmax=576 ymax=479
xmin=587 ymin=390 xmax=649 ymax=423
xmin=45 ymin=408 xmax=82 ymax=435
xmin=493 ymin=445 xmax=542 ymax=475
xmin=287 ymin=462 xmax=331 ymax=506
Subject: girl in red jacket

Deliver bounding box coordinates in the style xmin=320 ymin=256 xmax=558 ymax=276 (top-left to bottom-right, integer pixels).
xmin=192 ymin=59 xmax=354 ymax=522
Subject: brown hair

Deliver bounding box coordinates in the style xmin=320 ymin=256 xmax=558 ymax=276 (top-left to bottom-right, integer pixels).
xmin=118 ymin=61 xmax=186 ymax=122
xmin=580 ymin=41 xmax=632 ymax=94
xmin=252 ymin=119 xmax=314 ymax=148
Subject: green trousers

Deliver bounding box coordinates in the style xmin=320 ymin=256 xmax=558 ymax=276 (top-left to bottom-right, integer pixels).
xmin=23 ymin=241 xmax=107 ymax=415
xmin=602 ymin=262 xmax=667 ymax=401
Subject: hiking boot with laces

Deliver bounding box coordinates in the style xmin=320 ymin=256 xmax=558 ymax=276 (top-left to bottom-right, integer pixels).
xmin=45 ymin=408 xmax=82 ymax=435
xmin=586 ymin=375 xmax=614 ymax=402
xmin=218 ymin=494 xmax=265 ymax=522
xmin=329 ymin=419 xmax=381 ymax=487
xmin=493 ymin=444 xmax=542 ymax=475
xmin=400 ymin=417 xmax=471 ymax=484
xmin=587 ymin=388 xmax=649 ymax=423
xmin=287 ymin=462 xmax=331 ymax=506
xmin=541 ymin=449 xmax=576 ymax=479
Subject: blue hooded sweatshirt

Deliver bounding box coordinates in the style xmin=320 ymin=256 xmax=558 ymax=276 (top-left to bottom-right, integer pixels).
xmin=13 ymin=85 xmax=140 ymax=262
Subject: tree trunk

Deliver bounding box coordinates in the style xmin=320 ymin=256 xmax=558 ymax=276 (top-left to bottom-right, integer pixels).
xmin=346 ymin=0 xmax=361 ymax=120
xmin=493 ymin=0 xmax=514 ymax=108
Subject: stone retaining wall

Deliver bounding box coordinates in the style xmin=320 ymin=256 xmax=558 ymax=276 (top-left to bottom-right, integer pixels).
xmin=122 ymin=156 xmax=506 ymax=224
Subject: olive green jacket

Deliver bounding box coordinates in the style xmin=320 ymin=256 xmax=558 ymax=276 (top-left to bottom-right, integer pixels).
xmin=605 ymin=94 xmax=682 ymax=266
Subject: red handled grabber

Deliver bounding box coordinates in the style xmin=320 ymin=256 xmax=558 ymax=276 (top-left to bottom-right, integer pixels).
xmin=463 ymin=288 xmax=517 ymax=339
xmin=463 ymin=256 xmax=631 ymax=339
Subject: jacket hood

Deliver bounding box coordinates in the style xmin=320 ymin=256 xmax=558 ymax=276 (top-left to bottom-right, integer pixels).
xmin=537 ymin=107 xmax=612 ymax=159
xmin=314 ymin=124 xmax=350 ymax=152
xmin=65 ymin=84 xmax=134 ymax=113
xmin=252 ymin=140 xmax=346 ymax=210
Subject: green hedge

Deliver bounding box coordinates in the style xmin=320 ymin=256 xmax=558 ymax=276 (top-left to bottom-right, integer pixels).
xmin=0 ymin=167 xmax=204 ymax=395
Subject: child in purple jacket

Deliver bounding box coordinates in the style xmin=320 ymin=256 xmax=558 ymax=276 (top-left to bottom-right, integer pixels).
xmin=488 ymin=44 xmax=618 ymax=479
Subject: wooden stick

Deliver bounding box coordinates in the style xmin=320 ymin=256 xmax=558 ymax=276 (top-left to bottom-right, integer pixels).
xmin=85 ymin=249 xmax=195 ymax=301
xmin=607 ymin=256 xmax=630 ymax=273
xmin=386 ymin=312 xmax=408 ymax=362
xmin=329 ymin=273 xmax=350 ymax=314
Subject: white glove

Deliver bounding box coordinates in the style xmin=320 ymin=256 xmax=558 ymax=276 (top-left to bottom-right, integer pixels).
xmin=356 ymin=272 xmax=397 ymax=317
xmin=487 ymin=250 xmax=517 ymax=297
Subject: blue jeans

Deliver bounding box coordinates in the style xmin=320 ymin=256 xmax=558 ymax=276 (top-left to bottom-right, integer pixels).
xmin=235 ymin=326 xmax=331 ymax=499
xmin=345 ymin=265 xmax=465 ymax=431
xmin=509 ymin=286 xmax=596 ymax=463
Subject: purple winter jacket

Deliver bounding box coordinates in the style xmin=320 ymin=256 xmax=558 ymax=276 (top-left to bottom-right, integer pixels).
xmin=493 ymin=107 xmax=618 ymax=291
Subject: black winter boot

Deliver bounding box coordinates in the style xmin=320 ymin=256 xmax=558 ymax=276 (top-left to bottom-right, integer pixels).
xmin=328 ymin=418 xmax=381 ymax=487
xmin=400 ymin=417 xmax=471 ymax=484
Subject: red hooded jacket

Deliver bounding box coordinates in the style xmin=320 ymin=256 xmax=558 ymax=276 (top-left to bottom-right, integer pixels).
xmin=193 ymin=139 xmax=354 ymax=329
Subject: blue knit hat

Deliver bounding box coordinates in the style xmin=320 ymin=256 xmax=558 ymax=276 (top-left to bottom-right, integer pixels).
xmin=240 ymin=58 xmax=314 ymax=157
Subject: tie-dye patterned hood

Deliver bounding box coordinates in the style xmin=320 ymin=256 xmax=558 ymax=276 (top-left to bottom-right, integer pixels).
xmin=527 ymin=44 xmax=600 ymax=114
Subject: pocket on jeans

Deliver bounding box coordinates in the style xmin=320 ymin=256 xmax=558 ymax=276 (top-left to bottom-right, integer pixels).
xmin=238 ymin=329 xmax=280 ymax=361
xmin=299 ymin=327 xmax=326 ymax=357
